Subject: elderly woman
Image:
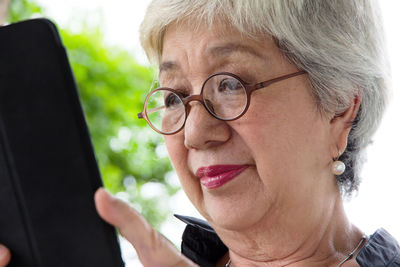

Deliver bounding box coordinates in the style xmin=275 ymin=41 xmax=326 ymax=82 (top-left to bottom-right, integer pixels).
xmin=1 ymin=0 xmax=399 ymax=266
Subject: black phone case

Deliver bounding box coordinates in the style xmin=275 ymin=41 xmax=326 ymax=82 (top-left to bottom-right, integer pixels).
xmin=0 ymin=19 xmax=125 ymax=267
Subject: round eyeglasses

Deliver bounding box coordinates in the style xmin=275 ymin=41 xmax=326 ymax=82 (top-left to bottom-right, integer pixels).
xmin=137 ymin=70 xmax=307 ymax=135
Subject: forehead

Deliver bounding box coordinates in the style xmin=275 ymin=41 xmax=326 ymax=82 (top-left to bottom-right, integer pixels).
xmin=159 ymin=21 xmax=279 ymax=77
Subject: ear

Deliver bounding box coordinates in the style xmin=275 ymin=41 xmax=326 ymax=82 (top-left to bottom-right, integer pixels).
xmin=329 ymin=95 xmax=361 ymax=158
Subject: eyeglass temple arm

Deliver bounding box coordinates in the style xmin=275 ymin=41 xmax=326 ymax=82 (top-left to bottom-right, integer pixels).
xmin=137 ymin=105 xmax=166 ymax=119
xmin=251 ymin=70 xmax=307 ymax=91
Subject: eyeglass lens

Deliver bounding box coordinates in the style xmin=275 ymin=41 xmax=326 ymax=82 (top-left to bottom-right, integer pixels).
xmin=145 ymin=90 xmax=186 ymax=134
xmin=145 ymin=74 xmax=248 ymax=134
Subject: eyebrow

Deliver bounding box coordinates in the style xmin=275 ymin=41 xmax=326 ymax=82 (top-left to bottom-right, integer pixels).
xmin=159 ymin=61 xmax=179 ymax=75
xmin=158 ymin=43 xmax=265 ymax=76
xmin=206 ymin=43 xmax=264 ymax=60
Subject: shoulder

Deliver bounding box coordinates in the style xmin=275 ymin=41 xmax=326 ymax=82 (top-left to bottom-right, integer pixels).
xmin=356 ymin=228 xmax=400 ymax=267
xmin=176 ymin=217 xmax=400 ymax=267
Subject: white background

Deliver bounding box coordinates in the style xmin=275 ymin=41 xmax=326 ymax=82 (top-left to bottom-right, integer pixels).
xmin=35 ymin=0 xmax=400 ymax=265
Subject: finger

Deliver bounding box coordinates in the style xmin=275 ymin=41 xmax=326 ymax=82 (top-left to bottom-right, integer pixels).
xmin=94 ymin=188 xmax=197 ymax=267
xmin=94 ymin=187 xmax=153 ymax=246
xmin=0 ymin=244 xmax=11 ymax=267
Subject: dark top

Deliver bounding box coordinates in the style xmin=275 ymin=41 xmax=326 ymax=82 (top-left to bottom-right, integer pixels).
xmin=175 ymin=215 xmax=400 ymax=267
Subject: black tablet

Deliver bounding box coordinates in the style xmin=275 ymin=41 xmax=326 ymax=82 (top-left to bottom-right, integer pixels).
xmin=0 ymin=19 xmax=125 ymax=267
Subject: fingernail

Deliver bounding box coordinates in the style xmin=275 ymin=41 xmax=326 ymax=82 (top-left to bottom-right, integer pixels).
xmin=101 ymin=188 xmax=115 ymax=201
xmin=103 ymin=188 xmax=112 ymax=196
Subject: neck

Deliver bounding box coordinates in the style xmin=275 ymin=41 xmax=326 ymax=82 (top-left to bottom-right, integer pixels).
xmin=214 ymin=196 xmax=364 ymax=267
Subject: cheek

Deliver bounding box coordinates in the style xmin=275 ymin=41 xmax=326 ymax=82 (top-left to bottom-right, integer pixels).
xmin=164 ymin=135 xmax=189 ymax=182
xmin=164 ymin=134 xmax=204 ymax=209
xmin=235 ymin=89 xmax=329 ymax=192
xmin=164 ymin=135 xmax=184 ymax=167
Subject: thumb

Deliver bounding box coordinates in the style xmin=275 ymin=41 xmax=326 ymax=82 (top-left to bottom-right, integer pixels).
xmin=0 ymin=244 xmax=11 ymax=267
xmin=94 ymin=188 xmax=197 ymax=267
xmin=94 ymin=187 xmax=152 ymax=246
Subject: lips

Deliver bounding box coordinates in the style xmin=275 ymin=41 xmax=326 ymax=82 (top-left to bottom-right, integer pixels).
xmin=195 ymin=165 xmax=249 ymax=189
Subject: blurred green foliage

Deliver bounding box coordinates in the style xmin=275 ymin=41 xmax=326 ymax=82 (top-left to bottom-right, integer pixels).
xmin=7 ymin=0 xmax=42 ymax=22
xmin=7 ymin=0 xmax=177 ymax=229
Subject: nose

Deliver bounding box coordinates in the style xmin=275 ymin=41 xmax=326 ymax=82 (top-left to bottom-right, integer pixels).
xmin=184 ymin=101 xmax=231 ymax=150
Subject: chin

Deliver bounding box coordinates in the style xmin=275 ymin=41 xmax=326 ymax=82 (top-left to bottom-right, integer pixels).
xmin=202 ymin=189 xmax=270 ymax=231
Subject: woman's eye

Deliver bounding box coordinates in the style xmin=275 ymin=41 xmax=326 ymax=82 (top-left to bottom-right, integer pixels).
xmin=164 ymin=93 xmax=181 ymax=107
xmin=218 ymin=78 xmax=242 ymax=93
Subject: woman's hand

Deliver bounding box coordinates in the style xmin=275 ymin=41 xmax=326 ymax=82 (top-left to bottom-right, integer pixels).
xmin=94 ymin=188 xmax=198 ymax=267
xmin=0 ymin=244 xmax=11 ymax=267
xmin=0 ymin=189 xmax=195 ymax=267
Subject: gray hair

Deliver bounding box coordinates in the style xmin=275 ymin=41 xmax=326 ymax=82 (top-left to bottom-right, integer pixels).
xmin=140 ymin=0 xmax=390 ymax=196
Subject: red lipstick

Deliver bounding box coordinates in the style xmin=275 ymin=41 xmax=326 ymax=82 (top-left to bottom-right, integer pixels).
xmin=195 ymin=165 xmax=249 ymax=189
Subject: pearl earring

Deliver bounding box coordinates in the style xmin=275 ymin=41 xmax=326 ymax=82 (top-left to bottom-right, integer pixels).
xmin=331 ymin=159 xmax=345 ymax=175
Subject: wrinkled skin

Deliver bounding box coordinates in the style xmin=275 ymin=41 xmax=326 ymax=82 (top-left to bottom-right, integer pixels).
xmin=0 ymin=21 xmax=363 ymax=267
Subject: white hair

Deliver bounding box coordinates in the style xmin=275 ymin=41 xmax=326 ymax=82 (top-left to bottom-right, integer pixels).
xmin=140 ymin=0 xmax=390 ymax=195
